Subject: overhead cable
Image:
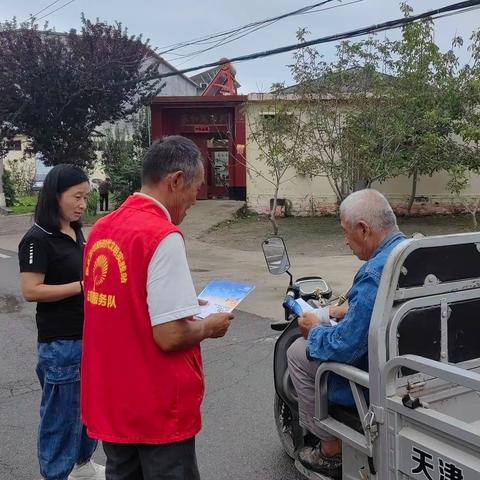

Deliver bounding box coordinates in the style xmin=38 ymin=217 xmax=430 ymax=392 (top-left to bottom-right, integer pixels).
xmin=299 ymin=0 xmax=365 ymax=16
xmin=27 ymin=0 xmax=63 ymax=21
xmin=158 ymin=0 xmax=343 ymax=55
xmin=155 ymin=0 xmax=480 ymax=80
xmin=172 ymin=0 xmax=365 ymax=66
xmin=35 ymin=0 xmax=76 ymax=22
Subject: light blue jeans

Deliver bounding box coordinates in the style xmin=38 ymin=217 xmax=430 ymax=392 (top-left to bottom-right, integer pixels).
xmin=36 ymin=340 xmax=97 ymax=480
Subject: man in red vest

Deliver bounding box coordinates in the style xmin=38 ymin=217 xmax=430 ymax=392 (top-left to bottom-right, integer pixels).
xmin=81 ymin=136 xmax=234 ymax=479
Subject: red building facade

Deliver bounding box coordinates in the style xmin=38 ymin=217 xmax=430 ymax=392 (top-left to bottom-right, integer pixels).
xmin=150 ymin=95 xmax=247 ymax=200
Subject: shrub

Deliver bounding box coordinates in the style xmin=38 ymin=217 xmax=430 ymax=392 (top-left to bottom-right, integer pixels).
xmin=10 ymin=195 xmax=36 ymax=215
xmin=100 ymin=107 xmax=149 ymax=204
xmin=2 ymin=168 xmax=16 ymax=207
xmin=6 ymin=156 xmax=34 ymax=196
xmin=86 ymin=190 xmax=99 ymax=218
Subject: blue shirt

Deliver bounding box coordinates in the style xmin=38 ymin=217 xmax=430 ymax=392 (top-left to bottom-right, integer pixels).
xmin=307 ymin=231 xmax=406 ymax=406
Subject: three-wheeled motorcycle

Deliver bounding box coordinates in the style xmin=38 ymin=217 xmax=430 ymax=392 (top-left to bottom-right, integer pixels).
xmin=262 ymin=234 xmax=480 ymax=480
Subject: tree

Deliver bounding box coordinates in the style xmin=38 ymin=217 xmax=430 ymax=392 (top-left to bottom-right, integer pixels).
xmin=248 ymin=90 xmax=306 ymax=234
xmin=0 ymin=16 xmax=163 ymax=168
xmin=291 ymin=31 xmax=396 ymax=203
xmin=289 ymin=4 xmax=480 ymax=213
xmin=445 ymin=31 xmax=480 ymax=228
xmin=454 ymin=30 xmax=480 ymax=166
xmin=101 ymin=107 xmax=151 ymax=204
xmin=446 ymin=164 xmax=480 ymax=228
xmin=385 ymin=3 xmax=467 ymax=214
xmin=337 ymin=81 xmax=403 ymax=191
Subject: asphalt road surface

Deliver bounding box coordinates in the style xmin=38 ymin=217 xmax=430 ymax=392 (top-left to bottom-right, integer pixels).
xmin=0 ymin=247 xmax=303 ymax=480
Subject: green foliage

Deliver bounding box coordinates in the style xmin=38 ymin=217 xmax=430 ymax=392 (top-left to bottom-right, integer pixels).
xmin=385 ymin=6 xmax=462 ymax=212
xmin=290 ymin=30 xmax=396 ymax=201
xmin=101 ymin=128 xmax=138 ymax=205
xmin=6 ymin=156 xmax=35 ymax=196
xmin=454 ymin=31 xmax=480 ymax=150
xmin=0 ymin=17 xmax=163 ymax=168
xmin=248 ymin=91 xmax=306 ymax=234
xmin=2 ymin=168 xmax=15 ymax=207
xmin=100 ymin=107 xmax=150 ymax=204
xmin=446 ymin=164 xmax=480 ymax=228
xmin=10 ymin=195 xmax=36 ymax=215
xmin=86 ymin=190 xmax=99 ymax=217
xmin=285 ymin=2 xmax=480 ymax=211
xmin=253 ymin=100 xmax=306 ymax=179
xmin=339 ymin=102 xmax=402 ymax=189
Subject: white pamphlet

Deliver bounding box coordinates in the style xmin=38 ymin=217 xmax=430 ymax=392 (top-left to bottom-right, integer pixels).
xmin=295 ymin=298 xmax=337 ymax=326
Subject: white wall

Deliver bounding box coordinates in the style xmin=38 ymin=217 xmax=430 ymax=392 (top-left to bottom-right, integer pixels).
xmin=158 ymin=61 xmax=199 ymax=96
xmin=245 ymin=99 xmax=480 ymax=216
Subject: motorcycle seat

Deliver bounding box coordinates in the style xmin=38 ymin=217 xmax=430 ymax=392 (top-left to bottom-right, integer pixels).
xmin=329 ymin=404 xmax=363 ymax=433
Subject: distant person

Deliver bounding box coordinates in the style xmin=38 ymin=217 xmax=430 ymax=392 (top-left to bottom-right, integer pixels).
xmin=81 ymin=136 xmax=234 ymax=479
xmin=98 ymin=177 xmax=111 ymax=212
xmin=18 ymin=164 xmax=104 ymax=480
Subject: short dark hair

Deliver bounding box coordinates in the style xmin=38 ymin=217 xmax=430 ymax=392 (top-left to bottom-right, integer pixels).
xmin=34 ymin=164 xmax=89 ymax=232
xmin=142 ymin=136 xmax=202 ymax=186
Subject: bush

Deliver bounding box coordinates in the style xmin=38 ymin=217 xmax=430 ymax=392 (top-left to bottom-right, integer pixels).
xmin=86 ymin=190 xmax=99 ymax=217
xmin=6 ymin=156 xmax=34 ymax=196
xmin=10 ymin=195 xmax=36 ymax=215
xmin=100 ymin=107 xmax=149 ymax=204
xmin=2 ymin=168 xmax=16 ymax=207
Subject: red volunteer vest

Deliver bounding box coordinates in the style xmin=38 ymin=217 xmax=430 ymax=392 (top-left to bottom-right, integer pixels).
xmin=81 ymin=194 xmax=204 ymax=444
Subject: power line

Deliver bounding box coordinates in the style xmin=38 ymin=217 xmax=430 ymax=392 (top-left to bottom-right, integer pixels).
xmin=35 ymin=0 xmax=76 ymax=22
xmin=173 ymin=20 xmax=283 ymax=66
xmin=159 ymin=1 xmax=335 ymax=54
xmin=158 ymin=0 xmax=343 ymax=56
xmin=415 ymin=4 xmax=480 ymax=23
xmin=171 ymin=0 xmax=365 ymax=66
xmin=299 ymin=0 xmax=364 ymax=16
xmin=172 ymin=20 xmax=280 ymax=59
xmin=155 ymin=0 xmax=480 ymax=80
xmin=27 ymin=0 xmax=63 ymax=21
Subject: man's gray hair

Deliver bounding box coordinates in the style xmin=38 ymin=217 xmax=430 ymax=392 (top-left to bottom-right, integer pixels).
xmin=339 ymin=189 xmax=398 ymax=232
xmin=142 ymin=135 xmax=203 ymax=186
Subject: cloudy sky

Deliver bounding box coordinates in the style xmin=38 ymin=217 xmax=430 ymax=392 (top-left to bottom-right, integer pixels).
xmin=3 ymin=0 xmax=480 ymax=92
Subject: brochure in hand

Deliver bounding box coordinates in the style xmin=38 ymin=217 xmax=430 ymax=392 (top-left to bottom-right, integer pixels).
xmin=196 ymin=279 xmax=255 ymax=319
xmin=294 ymin=298 xmax=338 ymax=326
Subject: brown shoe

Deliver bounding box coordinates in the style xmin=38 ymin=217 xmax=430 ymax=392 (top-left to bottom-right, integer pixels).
xmin=297 ymin=444 xmax=342 ymax=479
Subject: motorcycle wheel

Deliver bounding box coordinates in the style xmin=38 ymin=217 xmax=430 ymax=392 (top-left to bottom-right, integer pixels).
xmin=274 ymin=393 xmax=297 ymax=459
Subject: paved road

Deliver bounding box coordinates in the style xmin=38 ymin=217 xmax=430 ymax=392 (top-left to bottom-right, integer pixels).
xmin=0 ymin=203 xmax=360 ymax=321
xmin=0 ymin=247 xmax=303 ymax=480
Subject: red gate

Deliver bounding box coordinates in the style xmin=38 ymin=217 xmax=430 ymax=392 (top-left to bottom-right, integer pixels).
xmin=150 ymin=96 xmax=247 ymax=200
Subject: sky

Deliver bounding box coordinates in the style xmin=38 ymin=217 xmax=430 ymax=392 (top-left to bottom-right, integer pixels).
xmin=2 ymin=0 xmax=480 ymax=93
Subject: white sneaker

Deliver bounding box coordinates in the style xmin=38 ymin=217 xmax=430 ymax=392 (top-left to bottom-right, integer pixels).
xmin=68 ymin=460 xmax=105 ymax=480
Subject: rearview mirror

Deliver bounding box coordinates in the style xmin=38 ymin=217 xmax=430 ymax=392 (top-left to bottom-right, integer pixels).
xmin=262 ymin=236 xmax=290 ymax=275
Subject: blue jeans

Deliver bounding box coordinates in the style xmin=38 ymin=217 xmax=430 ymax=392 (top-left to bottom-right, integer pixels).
xmin=36 ymin=340 xmax=97 ymax=480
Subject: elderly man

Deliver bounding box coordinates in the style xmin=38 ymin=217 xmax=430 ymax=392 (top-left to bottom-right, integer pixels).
xmin=287 ymin=189 xmax=406 ymax=478
xmin=81 ymin=136 xmax=234 ymax=479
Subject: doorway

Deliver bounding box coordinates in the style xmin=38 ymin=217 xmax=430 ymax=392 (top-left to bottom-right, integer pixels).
xmin=206 ymin=134 xmax=229 ymax=198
